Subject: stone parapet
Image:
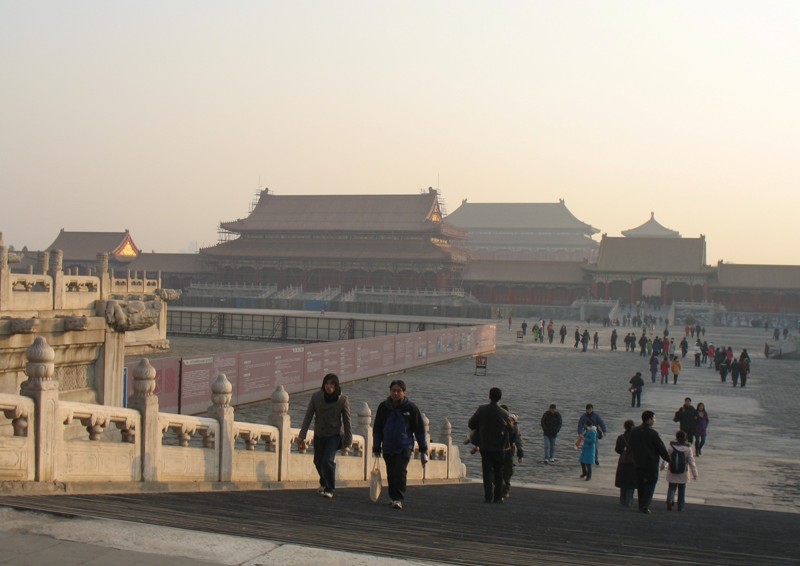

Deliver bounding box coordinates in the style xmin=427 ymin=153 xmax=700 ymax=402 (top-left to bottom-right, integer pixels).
xmin=0 ymin=337 xmax=465 ymax=493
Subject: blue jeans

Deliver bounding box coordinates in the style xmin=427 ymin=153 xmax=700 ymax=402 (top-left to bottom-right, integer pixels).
xmin=313 ymin=434 xmax=341 ymax=493
xmin=543 ymin=435 xmax=557 ymax=460
xmin=667 ymin=482 xmax=687 ymax=510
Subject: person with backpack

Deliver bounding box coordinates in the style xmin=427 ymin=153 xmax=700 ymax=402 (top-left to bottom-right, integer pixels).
xmin=660 ymin=430 xmax=699 ymax=511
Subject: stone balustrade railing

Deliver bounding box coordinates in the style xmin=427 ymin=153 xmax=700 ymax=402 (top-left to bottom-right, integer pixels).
xmin=0 ymin=337 xmax=465 ymax=492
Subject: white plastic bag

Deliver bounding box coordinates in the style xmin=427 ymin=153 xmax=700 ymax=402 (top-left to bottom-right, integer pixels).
xmin=369 ymin=459 xmax=382 ymax=502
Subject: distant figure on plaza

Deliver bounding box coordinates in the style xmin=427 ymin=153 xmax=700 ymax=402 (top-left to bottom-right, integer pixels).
xmin=560 ymin=324 xmax=568 ymax=344
xmin=610 ymin=328 xmax=618 ymax=350
xmin=629 ymin=371 xmax=645 ymax=408
xmin=574 ymin=327 xmax=581 ymax=348
xmin=644 ymin=354 xmax=655 ymax=384
xmin=578 ymin=404 xmax=607 ymax=465
xmin=507 ymin=315 xmax=512 ymax=331
xmin=521 ymin=320 xmax=528 ymax=336
xmin=638 ymin=332 xmax=648 ymax=356
xmin=578 ymin=423 xmax=597 ymax=480
xmin=739 ymin=350 xmax=751 ymax=387
xmin=500 ymin=405 xmax=524 ymax=499
xmin=614 ymin=419 xmax=637 ymax=507
xmin=581 ymin=329 xmax=590 ymax=352
xmin=671 ymin=356 xmax=682 ymax=385
xmin=693 ymin=402 xmax=709 ymax=456
xmin=468 ymin=387 xmax=511 ymax=503
xmin=628 ymin=410 xmax=670 ymax=514
xmin=659 ymin=356 xmax=670 ymax=384
xmin=372 ymin=379 xmax=428 ymax=510
xmin=693 ymin=340 xmax=702 ymax=367
xmin=541 ymin=403 xmax=563 ymax=464
xmin=680 ymin=337 xmax=689 ymax=358
xmin=673 ymin=397 xmax=697 ymax=444
xmin=547 ymin=320 xmax=555 ymax=343
xmin=298 ymin=373 xmax=353 ymax=499
xmin=593 ymin=331 xmax=599 ymax=350
xmin=730 ymin=358 xmax=741 ymax=387
xmin=661 ymin=430 xmax=699 ymax=511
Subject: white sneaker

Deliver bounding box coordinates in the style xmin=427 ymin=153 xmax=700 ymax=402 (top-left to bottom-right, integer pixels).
xmin=317 ymin=487 xmax=326 ymax=495
xmin=543 ymin=459 xmax=550 ymax=464
xmin=322 ymin=491 xmax=333 ymax=499
xmin=549 ymin=458 xmax=556 ymax=463
xmin=391 ymin=500 xmax=403 ymax=510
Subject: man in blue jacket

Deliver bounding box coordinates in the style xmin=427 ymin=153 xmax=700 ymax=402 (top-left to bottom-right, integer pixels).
xmin=372 ymin=380 xmax=428 ymax=510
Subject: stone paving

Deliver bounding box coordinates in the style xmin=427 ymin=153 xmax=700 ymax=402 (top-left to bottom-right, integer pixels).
xmin=235 ymin=321 xmax=800 ymax=513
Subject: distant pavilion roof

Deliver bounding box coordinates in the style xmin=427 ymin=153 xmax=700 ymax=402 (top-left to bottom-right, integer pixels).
xmin=588 ymin=235 xmax=708 ymax=274
xmin=46 ymin=229 xmax=140 ymax=263
xmin=621 ymin=213 xmax=681 ymax=238
xmin=445 ymin=199 xmax=599 ymax=234
xmin=220 ymin=190 xmax=463 ymax=237
xmin=715 ymin=263 xmax=800 ymax=290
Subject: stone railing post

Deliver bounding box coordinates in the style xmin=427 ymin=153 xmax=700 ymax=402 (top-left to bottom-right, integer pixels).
xmin=269 ymin=386 xmax=291 ymax=481
xmin=20 ymin=336 xmax=59 ymax=482
xmin=0 ymin=239 xmax=8 ymax=311
xmin=355 ymin=402 xmax=372 ymax=481
xmin=439 ymin=419 xmax=453 ymax=478
xmin=50 ymin=249 xmax=64 ymax=310
xmin=127 ymin=358 xmax=160 ymax=482
xmin=209 ymin=373 xmax=234 ymax=482
xmin=96 ymin=252 xmax=110 ymax=300
xmin=36 ymin=251 xmax=49 ymax=276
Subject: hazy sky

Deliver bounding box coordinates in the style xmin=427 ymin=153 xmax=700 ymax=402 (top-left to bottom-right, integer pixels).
xmin=2 ymin=2 xmax=799 ymax=265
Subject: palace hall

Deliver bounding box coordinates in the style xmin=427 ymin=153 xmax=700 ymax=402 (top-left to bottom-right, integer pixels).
xmin=10 ymin=190 xmax=800 ymax=315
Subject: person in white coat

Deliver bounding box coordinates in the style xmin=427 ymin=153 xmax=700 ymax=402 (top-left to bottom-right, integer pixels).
xmin=661 ymin=430 xmax=698 ymax=511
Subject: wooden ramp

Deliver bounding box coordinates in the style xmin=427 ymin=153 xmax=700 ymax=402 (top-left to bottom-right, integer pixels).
xmin=1 ymin=484 xmax=798 ymax=566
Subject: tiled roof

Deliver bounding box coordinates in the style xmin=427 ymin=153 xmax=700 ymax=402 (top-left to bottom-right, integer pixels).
xmin=220 ymin=191 xmax=463 ymax=235
xmin=445 ymin=200 xmax=599 ymax=234
xmin=201 ymin=237 xmax=469 ymax=262
xmin=463 ymin=260 xmax=589 ymax=284
xmin=46 ymin=230 xmax=139 ymax=261
xmin=590 ymin=236 xmax=707 ymax=273
xmin=715 ymin=263 xmax=800 ymax=290
xmin=621 ymin=213 xmax=681 ymax=238
xmin=126 ymin=253 xmax=202 ymax=274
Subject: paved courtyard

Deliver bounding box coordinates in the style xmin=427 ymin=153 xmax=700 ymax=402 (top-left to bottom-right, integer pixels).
xmin=235 ymin=320 xmax=800 ymax=513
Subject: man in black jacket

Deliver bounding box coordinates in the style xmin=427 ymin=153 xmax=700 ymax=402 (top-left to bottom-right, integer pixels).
xmin=540 ymin=404 xmax=562 ymax=464
xmin=468 ymin=387 xmax=511 ymax=503
xmin=628 ymin=410 xmax=670 ymax=514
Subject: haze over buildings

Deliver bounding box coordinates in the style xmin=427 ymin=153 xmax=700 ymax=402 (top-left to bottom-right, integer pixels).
xmin=2 ymin=2 xmax=799 ymax=264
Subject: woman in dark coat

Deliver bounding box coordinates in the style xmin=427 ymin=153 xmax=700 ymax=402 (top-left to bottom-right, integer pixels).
xmin=614 ymin=420 xmax=637 ymax=507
